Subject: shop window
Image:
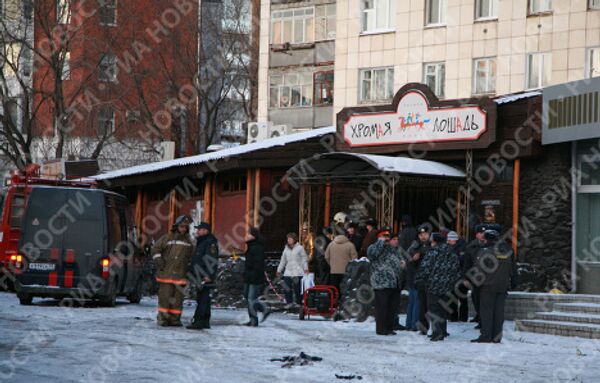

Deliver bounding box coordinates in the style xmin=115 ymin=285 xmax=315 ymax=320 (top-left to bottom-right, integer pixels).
xmin=473 ymin=57 xmax=496 ymax=95
xmin=588 ymin=47 xmax=600 ymax=78
xmin=316 ymin=4 xmax=336 ymax=40
xmin=269 ymin=73 xmax=313 ymax=108
xmin=476 ymin=0 xmax=498 ymax=20
xmin=359 ymin=67 xmax=394 ymax=103
xmin=579 ymin=155 xmax=600 ymax=186
xmin=361 ymin=0 xmax=395 ymax=33
xmin=222 ymin=174 xmax=247 ymax=194
xmin=270 ymin=7 xmax=314 ymax=45
xmin=424 ymin=62 xmax=445 ymax=98
xmin=529 ymin=0 xmax=552 ymax=15
xmin=426 ymin=0 xmax=447 ymax=26
xmin=313 ymin=71 xmax=334 ymax=105
xmin=526 ymin=52 xmax=551 ymax=90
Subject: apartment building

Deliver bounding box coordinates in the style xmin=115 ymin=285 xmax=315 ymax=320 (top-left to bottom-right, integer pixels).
xmin=258 ymin=0 xmax=337 ymax=132
xmin=259 ymin=0 xmax=600 ymax=130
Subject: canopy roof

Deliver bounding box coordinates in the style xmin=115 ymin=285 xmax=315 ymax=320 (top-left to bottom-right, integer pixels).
xmin=288 ymin=152 xmax=465 ymax=182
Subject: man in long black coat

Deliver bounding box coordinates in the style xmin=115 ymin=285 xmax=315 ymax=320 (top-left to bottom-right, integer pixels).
xmin=243 ymin=227 xmax=270 ymax=326
xmin=187 ymin=222 xmax=219 ymax=330
xmin=463 ymin=224 xmax=488 ymax=326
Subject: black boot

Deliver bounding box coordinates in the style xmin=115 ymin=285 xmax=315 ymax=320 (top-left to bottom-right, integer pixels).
xmin=200 ymin=320 xmax=211 ymax=329
xmin=186 ymin=320 xmax=204 ymax=330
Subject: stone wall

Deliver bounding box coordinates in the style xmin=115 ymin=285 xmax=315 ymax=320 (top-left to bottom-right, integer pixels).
xmin=518 ymin=143 xmax=572 ymax=292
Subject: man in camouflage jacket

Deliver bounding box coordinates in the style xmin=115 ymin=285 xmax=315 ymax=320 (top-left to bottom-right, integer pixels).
xmin=418 ymin=233 xmax=462 ymax=341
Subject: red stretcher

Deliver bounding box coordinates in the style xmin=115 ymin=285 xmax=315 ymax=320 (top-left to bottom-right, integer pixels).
xmin=299 ymin=285 xmax=339 ymax=320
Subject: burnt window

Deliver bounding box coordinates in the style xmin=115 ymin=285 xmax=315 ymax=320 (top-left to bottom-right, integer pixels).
xmin=10 ymin=194 xmax=25 ymax=228
xmin=221 ymin=174 xmax=247 ymax=194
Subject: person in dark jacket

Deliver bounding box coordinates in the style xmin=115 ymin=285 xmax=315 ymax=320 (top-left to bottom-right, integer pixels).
xmin=463 ymin=224 xmax=488 ymax=326
xmin=367 ymin=228 xmax=403 ymax=336
xmin=408 ymin=224 xmax=431 ymax=334
xmin=346 ymin=222 xmax=363 ymax=253
xmin=419 ymin=233 xmax=462 ymax=341
xmin=399 ymin=215 xmax=418 ymax=251
xmin=312 ymin=227 xmax=333 ymax=285
xmin=359 ymin=218 xmax=378 ymax=257
xmin=471 ymin=229 xmax=517 ymax=343
xmin=187 ymin=222 xmax=219 ymax=330
xmin=447 ymin=231 xmax=469 ymax=322
xmin=243 ymin=227 xmax=270 ymax=327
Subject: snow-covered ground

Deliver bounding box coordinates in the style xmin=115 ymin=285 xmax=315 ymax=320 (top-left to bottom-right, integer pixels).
xmin=1 ymin=292 xmax=599 ymax=383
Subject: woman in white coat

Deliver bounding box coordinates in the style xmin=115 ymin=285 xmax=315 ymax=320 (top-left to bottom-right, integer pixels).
xmin=277 ymin=232 xmax=308 ymax=306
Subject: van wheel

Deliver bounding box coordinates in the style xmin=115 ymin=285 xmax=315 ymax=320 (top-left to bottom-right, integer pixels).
xmin=128 ymin=279 xmax=143 ymax=304
xmin=99 ymin=281 xmax=117 ymax=307
xmin=18 ymin=293 xmax=33 ymax=305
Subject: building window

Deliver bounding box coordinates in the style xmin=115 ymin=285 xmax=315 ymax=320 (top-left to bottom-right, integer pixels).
xmin=21 ymin=47 xmax=32 ymax=77
xmin=473 ymin=57 xmax=496 ymax=94
xmin=529 ymin=0 xmax=552 ymax=14
xmin=269 ymin=73 xmax=313 ymax=108
xmin=0 ymin=0 xmax=4 ymax=17
xmin=23 ymin=0 xmax=33 ymax=20
xmin=315 ymin=4 xmax=336 ymax=40
xmin=526 ymin=52 xmax=551 ymax=89
xmin=361 ymin=0 xmax=395 ymax=32
xmin=61 ymin=51 xmax=70 ymax=80
xmin=476 ymin=0 xmax=498 ymax=20
xmin=424 ymin=62 xmax=445 ymax=98
xmin=591 ymin=0 xmax=600 ymax=10
xmin=97 ymin=106 xmax=115 ymax=136
xmin=98 ymin=0 xmax=117 ymax=25
xmin=5 ymin=99 xmax=19 ymax=129
xmin=270 ymin=8 xmax=314 ymax=45
xmin=99 ymin=54 xmax=118 ymax=82
xmin=426 ymin=0 xmax=447 ymax=26
xmin=56 ymin=0 xmax=71 ymax=24
xmin=359 ymin=67 xmax=394 ymax=103
xmin=222 ymin=174 xmax=247 ymax=193
xmin=588 ymin=47 xmax=600 ymax=78
xmin=314 ymin=71 xmax=334 ymax=105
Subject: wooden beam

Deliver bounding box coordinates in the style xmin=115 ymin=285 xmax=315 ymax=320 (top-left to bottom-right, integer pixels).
xmin=456 ymin=188 xmax=462 ymax=237
xmin=203 ymin=176 xmax=212 ymax=223
xmin=168 ymin=190 xmax=178 ymax=229
xmin=245 ymin=169 xmax=254 ymax=230
xmin=512 ymin=159 xmax=520 ymax=255
xmin=324 ymin=182 xmax=331 ymax=227
xmin=211 ymin=174 xmax=217 ymax=227
xmin=253 ymin=168 xmax=261 ymax=227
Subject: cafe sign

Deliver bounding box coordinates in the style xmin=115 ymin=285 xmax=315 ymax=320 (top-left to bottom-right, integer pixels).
xmin=336 ymin=83 xmax=497 ymax=153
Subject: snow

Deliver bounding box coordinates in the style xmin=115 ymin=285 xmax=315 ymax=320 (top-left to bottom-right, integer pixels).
xmin=336 ymin=152 xmax=466 ymax=178
xmin=93 ymin=126 xmax=336 ymax=181
xmin=494 ymin=91 xmax=541 ymax=105
xmin=1 ymin=292 xmax=600 ymax=383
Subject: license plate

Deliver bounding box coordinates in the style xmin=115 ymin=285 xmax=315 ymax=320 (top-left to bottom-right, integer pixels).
xmin=29 ymin=263 xmax=56 ymax=271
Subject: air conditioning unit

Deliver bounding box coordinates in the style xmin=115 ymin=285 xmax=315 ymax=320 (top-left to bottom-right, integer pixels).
xmin=246 ymin=121 xmax=270 ymax=143
xmin=268 ymin=124 xmax=292 ymax=138
xmin=159 ymin=141 xmax=176 ymax=161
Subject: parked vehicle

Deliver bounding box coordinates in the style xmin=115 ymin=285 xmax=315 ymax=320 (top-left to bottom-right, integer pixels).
xmin=4 ymin=166 xmax=146 ymax=306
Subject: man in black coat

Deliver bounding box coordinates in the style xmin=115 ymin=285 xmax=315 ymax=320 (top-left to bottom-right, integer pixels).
xmin=463 ymin=224 xmax=488 ymax=326
xmin=471 ymin=229 xmax=517 ymax=343
xmin=409 ymin=224 xmax=431 ymax=335
xmin=187 ymin=222 xmax=219 ymax=330
xmin=346 ymin=222 xmax=363 ymax=253
xmin=399 ymin=215 xmax=417 ymax=251
xmin=243 ymin=227 xmax=270 ymax=327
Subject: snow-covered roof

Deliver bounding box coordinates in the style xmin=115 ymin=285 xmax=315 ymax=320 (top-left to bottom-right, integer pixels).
xmin=351 ymin=153 xmax=465 ymax=178
xmin=93 ymin=126 xmax=336 ymax=181
xmin=494 ymin=91 xmax=541 ymax=105
xmin=302 ymin=152 xmax=465 ymax=179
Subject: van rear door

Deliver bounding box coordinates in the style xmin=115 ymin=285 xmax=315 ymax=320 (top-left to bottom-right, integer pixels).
xmin=18 ymin=188 xmax=105 ymax=289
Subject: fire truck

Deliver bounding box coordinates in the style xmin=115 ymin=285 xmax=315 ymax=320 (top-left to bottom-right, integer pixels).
xmin=1 ymin=164 xmax=145 ymax=306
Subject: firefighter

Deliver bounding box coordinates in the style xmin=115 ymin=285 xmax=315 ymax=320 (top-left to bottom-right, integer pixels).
xmin=152 ymin=215 xmax=194 ymax=327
